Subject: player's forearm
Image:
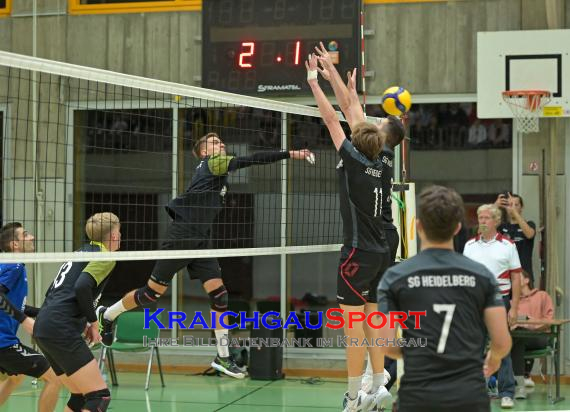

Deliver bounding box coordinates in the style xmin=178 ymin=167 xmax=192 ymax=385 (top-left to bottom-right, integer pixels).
xmin=0 ymin=289 xmax=27 ymax=323
xmin=385 ymin=344 xmax=403 ymax=359
xmin=229 ymin=151 xmax=290 ymax=170
xmin=327 ymin=67 xmax=351 ymax=111
xmin=516 ymin=217 xmax=535 ymax=239
xmin=489 ymin=336 xmax=512 ymax=360
xmin=74 ymin=273 xmax=98 ymax=323
xmin=308 ymin=80 xmax=338 ymax=125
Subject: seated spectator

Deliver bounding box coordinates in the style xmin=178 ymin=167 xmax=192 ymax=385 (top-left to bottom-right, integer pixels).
xmin=510 ymin=270 xmax=554 ymax=400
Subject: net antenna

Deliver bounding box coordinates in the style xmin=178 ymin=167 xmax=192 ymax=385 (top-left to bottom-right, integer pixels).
xmin=502 ymin=90 xmax=551 ymax=134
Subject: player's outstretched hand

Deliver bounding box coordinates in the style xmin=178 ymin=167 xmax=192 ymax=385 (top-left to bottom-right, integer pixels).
xmin=289 ymin=149 xmax=315 ymax=164
xmin=21 ymin=317 xmax=35 ymax=336
xmin=315 ymin=42 xmax=333 ymax=68
xmin=346 ymin=68 xmax=357 ymax=91
xmin=317 ymin=60 xmax=331 ymax=81
xmin=305 ymin=53 xmax=319 ymax=83
xmin=483 ymin=350 xmax=501 ymax=378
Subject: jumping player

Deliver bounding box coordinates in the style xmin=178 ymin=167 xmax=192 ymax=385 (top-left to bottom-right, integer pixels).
xmin=98 ymin=134 xmax=314 ymax=378
xmin=314 ymin=41 xmax=405 ymax=396
xmin=306 ymin=53 xmax=392 ymax=411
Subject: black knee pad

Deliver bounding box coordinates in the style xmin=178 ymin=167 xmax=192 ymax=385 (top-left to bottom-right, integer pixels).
xmin=134 ymin=284 xmax=163 ymax=306
xmin=83 ymin=388 xmax=111 ymax=412
xmin=208 ymin=285 xmax=228 ymax=311
xmin=66 ymin=393 xmax=84 ymax=412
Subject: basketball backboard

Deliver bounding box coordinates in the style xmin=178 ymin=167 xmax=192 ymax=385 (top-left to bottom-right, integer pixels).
xmin=477 ymin=29 xmax=570 ymax=119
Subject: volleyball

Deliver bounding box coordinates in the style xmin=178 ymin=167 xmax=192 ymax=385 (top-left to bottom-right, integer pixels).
xmin=381 ymin=86 xmax=412 ymax=116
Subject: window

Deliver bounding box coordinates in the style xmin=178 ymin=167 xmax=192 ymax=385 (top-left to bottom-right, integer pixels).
xmin=0 ymin=0 xmax=11 ymax=17
xmin=69 ymin=0 xmax=200 ymax=15
xmin=408 ymin=101 xmax=513 ymax=237
xmin=407 ymin=103 xmax=512 ymax=151
xmin=74 ymin=107 xmax=174 ymax=336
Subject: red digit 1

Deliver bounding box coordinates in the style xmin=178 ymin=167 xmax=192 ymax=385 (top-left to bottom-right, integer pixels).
xmin=238 ymin=42 xmax=255 ymax=68
xmin=294 ymin=41 xmax=301 ymax=65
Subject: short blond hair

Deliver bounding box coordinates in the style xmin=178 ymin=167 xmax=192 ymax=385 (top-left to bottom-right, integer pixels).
xmin=351 ymin=121 xmax=386 ymax=161
xmin=477 ymin=204 xmax=502 ymax=223
xmin=85 ymin=212 xmax=120 ymax=242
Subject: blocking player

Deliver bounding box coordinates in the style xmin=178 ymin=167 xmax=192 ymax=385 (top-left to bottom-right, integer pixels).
xmin=377 ymin=186 xmax=512 ymax=412
xmin=306 ymin=53 xmax=392 ymax=411
xmin=33 ymin=212 xmax=121 ymax=412
xmin=98 ymin=133 xmax=314 ymax=378
xmin=314 ymin=41 xmax=406 ymax=395
xmin=314 ymin=42 xmax=405 ymax=265
xmin=0 ymin=223 xmax=62 ymax=412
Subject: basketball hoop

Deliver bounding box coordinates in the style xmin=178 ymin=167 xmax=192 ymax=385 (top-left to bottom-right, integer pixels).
xmin=502 ymin=90 xmax=551 ymax=134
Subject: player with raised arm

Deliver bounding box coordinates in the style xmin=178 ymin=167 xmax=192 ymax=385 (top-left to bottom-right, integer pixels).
xmin=314 ymin=42 xmax=404 ymax=265
xmin=97 ymin=133 xmax=314 ymax=379
xmin=314 ymin=41 xmax=405 ymax=394
xmin=0 ymin=223 xmax=62 ymax=412
xmin=306 ymin=53 xmax=392 ymax=411
xmin=377 ymin=186 xmax=512 ymax=412
xmin=33 ymin=213 xmax=121 ymax=412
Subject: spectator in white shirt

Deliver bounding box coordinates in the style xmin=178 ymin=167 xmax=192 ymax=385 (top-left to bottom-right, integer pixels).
xmin=464 ymin=203 xmax=522 ymax=409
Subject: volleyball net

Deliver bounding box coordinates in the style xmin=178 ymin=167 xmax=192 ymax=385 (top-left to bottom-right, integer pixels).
xmin=0 ymin=50 xmax=359 ymax=263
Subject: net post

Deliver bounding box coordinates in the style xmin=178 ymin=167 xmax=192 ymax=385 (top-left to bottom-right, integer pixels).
xmin=171 ymin=104 xmax=179 ymax=340
xmin=280 ymin=111 xmax=288 ymax=339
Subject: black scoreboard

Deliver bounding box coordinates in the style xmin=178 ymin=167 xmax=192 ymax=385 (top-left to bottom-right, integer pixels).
xmin=202 ymin=0 xmax=361 ymax=96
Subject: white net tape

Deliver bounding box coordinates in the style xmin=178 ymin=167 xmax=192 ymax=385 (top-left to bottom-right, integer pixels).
xmin=502 ymin=91 xmax=550 ymax=134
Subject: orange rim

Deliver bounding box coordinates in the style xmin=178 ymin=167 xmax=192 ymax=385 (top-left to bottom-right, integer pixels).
xmin=502 ymin=90 xmax=550 ymax=98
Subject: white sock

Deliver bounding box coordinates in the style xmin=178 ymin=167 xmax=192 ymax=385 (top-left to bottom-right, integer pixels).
xmin=215 ymin=329 xmax=230 ymax=358
xmin=372 ymin=373 xmax=384 ymax=393
xmin=365 ymin=356 xmax=373 ymax=375
xmin=348 ymin=375 xmax=362 ymax=399
xmin=104 ymin=300 xmax=127 ymax=321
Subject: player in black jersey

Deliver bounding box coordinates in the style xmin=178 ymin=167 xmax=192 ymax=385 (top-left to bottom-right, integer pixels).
xmin=313 ymin=41 xmax=405 ymax=265
xmin=98 ymin=132 xmax=314 ymax=378
xmin=377 ymin=186 xmax=512 ymax=412
xmin=314 ymin=41 xmax=406 ymax=400
xmin=33 ymin=213 xmax=121 ymax=412
xmin=307 ymin=53 xmax=393 ymax=412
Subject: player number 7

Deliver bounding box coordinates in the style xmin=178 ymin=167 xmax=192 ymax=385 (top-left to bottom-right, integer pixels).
xmin=433 ymin=303 xmax=456 ymax=354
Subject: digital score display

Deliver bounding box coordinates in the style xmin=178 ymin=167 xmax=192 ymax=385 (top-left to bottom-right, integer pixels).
xmin=202 ymin=0 xmax=361 ymax=96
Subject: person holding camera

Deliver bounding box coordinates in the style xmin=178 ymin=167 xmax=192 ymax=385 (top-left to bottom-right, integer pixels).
xmin=495 ymin=193 xmax=536 ymax=280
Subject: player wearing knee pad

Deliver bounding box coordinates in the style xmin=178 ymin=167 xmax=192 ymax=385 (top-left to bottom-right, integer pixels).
xmin=208 ymin=285 xmax=228 ymax=311
xmin=66 ymin=393 xmax=85 ymax=412
xmin=83 ymin=389 xmax=111 ymax=412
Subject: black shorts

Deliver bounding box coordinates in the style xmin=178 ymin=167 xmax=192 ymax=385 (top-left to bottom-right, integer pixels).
xmin=336 ymin=246 xmax=390 ymax=306
xmin=150 ymin=222 xmax=222 ymax=285
xmin=151 ymin=257 xmax=222 ymax=285
xmin=0 ymin=342 xmax=51 ymax=378
xmin=34 ymin=335 xmax=94 ymax=376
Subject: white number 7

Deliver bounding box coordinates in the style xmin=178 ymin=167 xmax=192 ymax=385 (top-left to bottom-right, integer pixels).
xmin=433 ymin=303 xmax=456 ymax=354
